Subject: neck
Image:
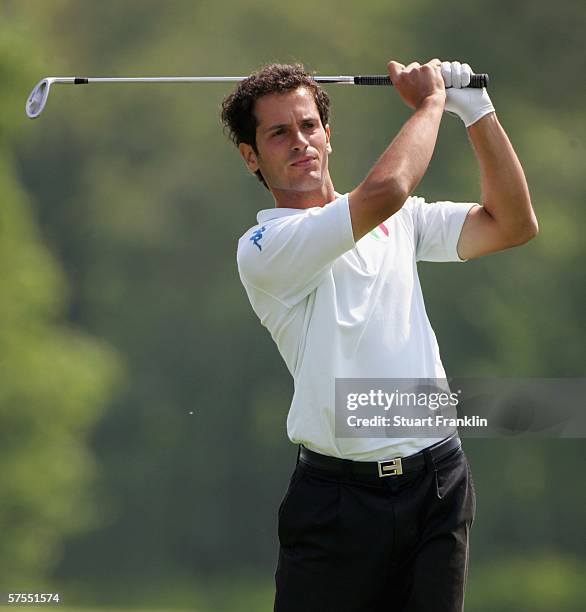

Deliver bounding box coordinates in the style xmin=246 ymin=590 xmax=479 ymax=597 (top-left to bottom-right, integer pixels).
xmin=271 ymin=177 xmax=336 ymax=209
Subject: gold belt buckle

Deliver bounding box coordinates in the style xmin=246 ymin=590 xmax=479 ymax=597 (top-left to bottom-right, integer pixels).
xmin=377 ymin=457 xmax=403 ymax=477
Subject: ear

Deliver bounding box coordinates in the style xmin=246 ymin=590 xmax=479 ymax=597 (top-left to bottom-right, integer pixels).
xmin=325 ymin=124 xmax=332 ymax=154
xmin=238 ymin=142 xmax=259 ymax=173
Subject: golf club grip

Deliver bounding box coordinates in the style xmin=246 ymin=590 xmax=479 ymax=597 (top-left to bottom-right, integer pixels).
xmin=354 ymin=73 xmax=489 ymax=88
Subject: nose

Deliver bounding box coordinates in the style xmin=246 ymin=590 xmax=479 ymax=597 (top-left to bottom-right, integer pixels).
xmin=291 ymin=128 xmax=309 ymax=150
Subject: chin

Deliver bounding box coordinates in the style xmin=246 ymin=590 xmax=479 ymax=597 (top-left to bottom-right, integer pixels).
xmin=292 ymin=182 xmax=322 ymax=193
xmin=290 ymin=173 xmax=324 ymax=191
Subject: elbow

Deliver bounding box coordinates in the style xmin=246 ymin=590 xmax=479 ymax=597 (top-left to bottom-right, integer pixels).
xmin=509 ymin=212 xmax=539 ymax=247
xmin=526 ymin=214 xmax=539 ymax=241
xmin=382 ymin=180 xmax=410 ymax=213
xmin=521 ymin=208 xmax=539 ymax=243
xmin=349 ymin=179 xmax=409 ymax=241
xmin=360 ymin=177 xmax=410 ymax=215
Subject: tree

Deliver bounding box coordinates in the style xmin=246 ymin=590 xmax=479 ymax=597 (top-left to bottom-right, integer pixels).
xmin=0 ymin=17 xmax=120 ymax=587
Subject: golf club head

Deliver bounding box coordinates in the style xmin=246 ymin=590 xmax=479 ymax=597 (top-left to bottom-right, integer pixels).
xmin=26 ymin=78 xmax=52 ymax=119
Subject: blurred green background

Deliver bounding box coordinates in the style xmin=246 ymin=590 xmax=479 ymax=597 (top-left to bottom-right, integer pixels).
xmin=1 ymin=0 xmax=585 ymax=610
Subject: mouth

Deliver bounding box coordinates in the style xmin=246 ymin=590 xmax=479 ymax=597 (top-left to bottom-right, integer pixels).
xmin=290 ymin=156 xmax=317 ymax=167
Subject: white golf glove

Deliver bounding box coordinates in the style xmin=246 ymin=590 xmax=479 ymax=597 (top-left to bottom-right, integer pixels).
xmin=442 ymin=61 xmax=495 ymax=127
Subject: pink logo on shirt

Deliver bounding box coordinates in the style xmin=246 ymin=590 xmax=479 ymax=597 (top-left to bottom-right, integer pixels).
xmin=369 ymin=222 xmax=391 ymax=242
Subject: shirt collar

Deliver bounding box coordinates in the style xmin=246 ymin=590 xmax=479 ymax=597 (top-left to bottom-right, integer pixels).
xmin=256 ymin=192 xmax=345 ymax=224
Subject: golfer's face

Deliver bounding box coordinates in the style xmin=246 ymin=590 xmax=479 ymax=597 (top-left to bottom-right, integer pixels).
xmin=250 ymin=87 xmax=331 ymax=192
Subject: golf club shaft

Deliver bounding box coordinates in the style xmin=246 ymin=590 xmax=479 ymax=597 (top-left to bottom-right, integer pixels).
xmin=47 ymin=73 xmax=489 ymax=87
xmin=25 ymin=72 xmax=490 ymax=118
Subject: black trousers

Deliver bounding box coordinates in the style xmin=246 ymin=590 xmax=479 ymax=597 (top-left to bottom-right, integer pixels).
xmin=274 ymin=443 xmax=476 ymax=612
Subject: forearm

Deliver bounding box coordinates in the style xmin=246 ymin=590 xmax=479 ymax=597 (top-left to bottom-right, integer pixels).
xmin=349 ymin=59 xmax=446 ymax=241
xmin=468 ymin=113 xmax=538 ymax=240
xmin=361 ymin=95 xmax=444 ymax=206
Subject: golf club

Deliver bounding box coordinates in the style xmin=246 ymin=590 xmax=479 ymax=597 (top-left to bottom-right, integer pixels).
xmin=25 ymin=72 xmax=489 ymax=119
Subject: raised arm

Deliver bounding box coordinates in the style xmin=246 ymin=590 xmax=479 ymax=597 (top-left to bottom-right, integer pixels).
xmin=348 ymin=59 xmax=446 ymax=241
xmin=435 ymin=61 xmax=538 ymax=259
xmin=456 ymin=113 xmax=538 ymax=259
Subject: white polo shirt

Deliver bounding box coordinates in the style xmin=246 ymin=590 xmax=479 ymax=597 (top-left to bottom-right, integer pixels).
xmin=237 ymin=193 xmax=477 ymax=461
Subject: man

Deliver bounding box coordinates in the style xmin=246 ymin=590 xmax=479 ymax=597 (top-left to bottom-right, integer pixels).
xmin=221 ymin=59 xmax=537 ymax=611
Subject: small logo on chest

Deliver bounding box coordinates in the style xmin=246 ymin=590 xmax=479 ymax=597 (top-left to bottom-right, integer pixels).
xmin=250 ymin=225 xmax=267 ymax=251
xmin=369 ymin=222 xmax=391 ymax=242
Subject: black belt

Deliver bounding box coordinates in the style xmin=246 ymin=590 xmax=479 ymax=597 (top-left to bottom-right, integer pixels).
xmin=298 ymin=434 xmax=461 ymax=478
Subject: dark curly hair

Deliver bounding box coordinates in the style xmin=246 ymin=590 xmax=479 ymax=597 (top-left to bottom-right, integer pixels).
xmin=220 ymin=63 xmax=331 ymax=189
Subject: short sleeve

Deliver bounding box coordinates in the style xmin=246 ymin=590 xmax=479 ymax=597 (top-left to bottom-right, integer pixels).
xmin=237 ymin=194 xmax=355 ymax=307
xmin=407 ymin=196 xmax=478 ymax=262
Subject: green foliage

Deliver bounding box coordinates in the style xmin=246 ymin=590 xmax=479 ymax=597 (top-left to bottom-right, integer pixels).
xmin=2 ymin=0 xmax=584 ymax=608
xmin=0 ymin=10 xmax=122 ymax=587
xmin=467 ymin=554 xmax=586 ymax=612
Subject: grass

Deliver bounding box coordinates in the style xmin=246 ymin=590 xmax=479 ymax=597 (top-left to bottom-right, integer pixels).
xmin=3 ymin=554 xmax=584 ymax=611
